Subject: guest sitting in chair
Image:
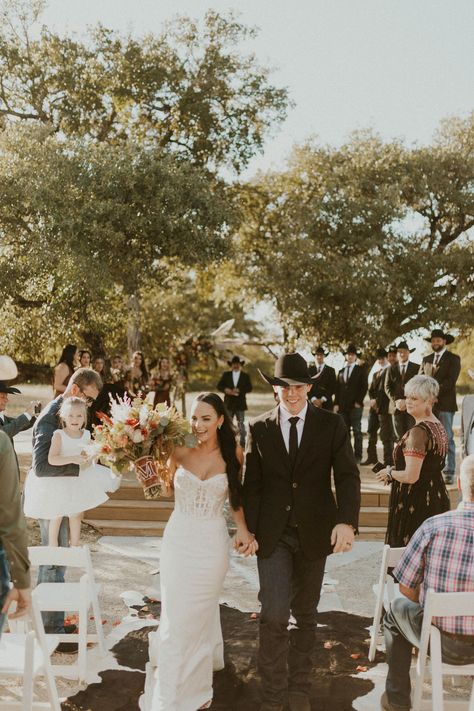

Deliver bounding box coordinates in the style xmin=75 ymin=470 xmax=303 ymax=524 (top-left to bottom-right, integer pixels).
xmin=381 ymin=455 xmax=474 ymax=711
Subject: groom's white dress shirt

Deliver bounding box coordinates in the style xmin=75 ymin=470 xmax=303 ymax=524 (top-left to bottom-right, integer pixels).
xmin=279 ymin=403 xmax=307 ymax=452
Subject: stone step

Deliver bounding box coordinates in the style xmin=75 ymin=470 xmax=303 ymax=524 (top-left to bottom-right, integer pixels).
xmin=84 ymin=518 xmax=167 ymax=537
xmin=359 ymin=506 xmax=389 ymax=527
xmin=85 ymin=499 xmax=174 ymax=521
xmin=358 ymin=526 xmax=386 ymax=541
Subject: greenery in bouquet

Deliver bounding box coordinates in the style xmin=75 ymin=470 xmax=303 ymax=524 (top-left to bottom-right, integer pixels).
xmin=93 ymin=396 xmax=196 ymax=481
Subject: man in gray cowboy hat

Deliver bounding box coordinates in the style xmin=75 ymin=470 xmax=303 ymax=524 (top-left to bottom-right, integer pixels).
xmin=334 ymin=344 xmax=368 ymax=462
xmin=385 ymin=341 xmax=419 ymax=439
xmin=0 ymin=356 xmax=31 ymax=637
xmin=243 ymin=353 xmax=360 ymax=711
xmin=420 ymin=329 xmax=461 ymax=484
xmin=217 ymin=355 xmax=253 ymax=447
xmin=307 ymin=346 xmax=337 ymax=411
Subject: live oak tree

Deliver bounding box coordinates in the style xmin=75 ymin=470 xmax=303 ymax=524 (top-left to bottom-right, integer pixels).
xmin=236 ymin=117 xmax=474 ymax=354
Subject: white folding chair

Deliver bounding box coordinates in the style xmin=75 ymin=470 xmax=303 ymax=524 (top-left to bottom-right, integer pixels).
xmin=28 ymin=545 xmax=106 ymax=682
xmin=413 ymin=589 xmax=474 ymax=711
xmin=368 ymin=544 xmax=406 ymax=661
xmin=0 ymin=594 xmax=61 ymax=710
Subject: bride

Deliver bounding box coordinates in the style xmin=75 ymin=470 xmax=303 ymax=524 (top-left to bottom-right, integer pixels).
xmin=147 ymin=392 xmax=258 ymax=711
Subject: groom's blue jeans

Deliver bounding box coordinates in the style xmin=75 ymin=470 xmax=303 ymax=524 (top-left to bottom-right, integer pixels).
xmin=257 ymin=526 xmax=326 ymax=705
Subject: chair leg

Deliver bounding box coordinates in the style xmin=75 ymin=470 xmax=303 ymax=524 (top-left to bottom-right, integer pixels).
xmin=22 ymin=631 xmax=35 ymax=711
xmin=369 ymin=588 xmax=385 ymax=662
xmin=430 ymin=628 xmax=444 ymax=711
xmin=78 ymin=599 xmax=88 ymax=683
xmin=91 ymin=587 xmax=107 ymax=655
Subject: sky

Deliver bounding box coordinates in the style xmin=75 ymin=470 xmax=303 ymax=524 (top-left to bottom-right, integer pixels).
xmin=41 ymin=0 xmax=474 ymax=178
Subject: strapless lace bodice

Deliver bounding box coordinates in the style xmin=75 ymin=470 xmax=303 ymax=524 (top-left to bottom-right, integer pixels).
xmin=173 ymin=467 xmax=228 ymax=519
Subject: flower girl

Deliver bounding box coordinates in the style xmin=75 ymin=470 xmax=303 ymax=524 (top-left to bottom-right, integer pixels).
xmin=24 ymin=397 xmax=120 ymax=546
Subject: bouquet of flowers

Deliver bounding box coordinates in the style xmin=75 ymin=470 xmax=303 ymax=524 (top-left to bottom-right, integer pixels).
xmin=94 ymin=395 xmax=196 ymax=499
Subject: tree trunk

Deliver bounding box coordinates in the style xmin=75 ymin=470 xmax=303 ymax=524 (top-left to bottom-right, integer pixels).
xmin=127 ymin=294 xmax=142 ymax=357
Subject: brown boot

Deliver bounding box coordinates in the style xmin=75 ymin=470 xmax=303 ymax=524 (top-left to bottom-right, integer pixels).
xmin=288 ymin=691 xmax=311 ymax=711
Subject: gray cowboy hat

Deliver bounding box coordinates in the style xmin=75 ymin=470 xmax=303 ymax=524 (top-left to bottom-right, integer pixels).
xmin=259 ymin=353 xmax=316 ymax=386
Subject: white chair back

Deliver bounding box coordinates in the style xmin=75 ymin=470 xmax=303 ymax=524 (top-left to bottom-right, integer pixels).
xmin=368 ymin=545 xmax=406 ymax=661
xmin=27 ymin=544 xmax=91 ymax=569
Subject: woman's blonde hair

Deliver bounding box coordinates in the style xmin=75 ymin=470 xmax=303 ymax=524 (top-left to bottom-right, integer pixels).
xmin=58 ymin=396 xmax=88 ymax=429
xmin=404 ymin=374 xmax=439 ymax=402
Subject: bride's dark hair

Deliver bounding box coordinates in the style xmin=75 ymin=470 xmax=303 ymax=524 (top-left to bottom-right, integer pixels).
xmin=195 ymin=392 xmax=242 ymax=510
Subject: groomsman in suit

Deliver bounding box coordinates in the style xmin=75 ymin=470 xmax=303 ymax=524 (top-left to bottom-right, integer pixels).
xmin=361 ymin=348 xmax=389 ymax=465
xmin=243 ymin=353 xmax=360 ymax=711
xmin=376 ymin=346 xmax=397 ymax=466
xmin=384 ymin=341 xmax=419 ymax=439
xmin=308 ymin=347 xmax=337 ymax=411
xmin=420 ymin=329 xmax=461 ymax=484
xmin=334 ymin=345 xmax=368 ymax=462
xmin=217 ymin=356 xmax=253 ymax=447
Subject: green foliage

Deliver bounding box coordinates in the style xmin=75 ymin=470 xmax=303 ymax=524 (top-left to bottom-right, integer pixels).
xmin=235 ymin=118 xmax=474 ymax=353
xmin=0 ymin=3 xmax=288 ymax=171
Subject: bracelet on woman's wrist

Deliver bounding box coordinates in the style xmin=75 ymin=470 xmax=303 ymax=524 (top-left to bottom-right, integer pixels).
xmin=386 ymin=466 xmax=394 ymax=483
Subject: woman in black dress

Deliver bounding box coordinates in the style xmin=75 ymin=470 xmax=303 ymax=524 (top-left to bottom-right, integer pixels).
xmin=376 ymin=374 xmax=450 ymax=547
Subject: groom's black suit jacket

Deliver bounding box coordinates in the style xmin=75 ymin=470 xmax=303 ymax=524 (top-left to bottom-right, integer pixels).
xmin=243 ymin=403 xmax=360 ymax=560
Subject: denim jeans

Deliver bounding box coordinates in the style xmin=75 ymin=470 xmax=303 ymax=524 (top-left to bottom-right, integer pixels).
xmin=0 ymin=544 xmax=10 ymax=639
xmin=342 ymin=407 xmax=363 ymax=460
xmin=384 ymin=596 xmax=474 ymax=708
xmin=366 ymin=408 xmax=380 ymax=461
xmin=257 ymin=527 xmax=326 ymax=706
xmin=230 ymin=410 xmax=246 ymax=448
xmin=437 ymin=411 xmax=456 ymax=479
xmin=38 ymin=517 xmax=70 ymax=633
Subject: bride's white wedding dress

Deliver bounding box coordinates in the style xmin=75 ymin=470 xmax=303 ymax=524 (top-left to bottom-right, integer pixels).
xmin=148 ymin=466 xmax=230 ymax=711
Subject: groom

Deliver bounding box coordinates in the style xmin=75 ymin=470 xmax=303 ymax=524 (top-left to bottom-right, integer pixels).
xmin=243 ymin=353 xmax=361 ymax=711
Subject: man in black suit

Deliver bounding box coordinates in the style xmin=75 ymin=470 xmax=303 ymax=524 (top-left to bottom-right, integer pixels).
xmin=334 ymin=344 xmax=368 ymax=462
xmin=243 ymin=353 xmax=360 ymax=711
xmin=217 ymin=355 xmax=253 ymax=447
xmin=362 ymin=348 xmax=390 ymax=465
xmin=384 ymin=341 xmax=419 ymax=439
xmin=0 ymin=379 xmax=36 ymax=455
xmin=376 ymin=346 xmax=397 ymax=466
xmin=420 ymin=329 xmax=461 ymax=484
xmin=308 ymin=346 xmax=337 ymax=411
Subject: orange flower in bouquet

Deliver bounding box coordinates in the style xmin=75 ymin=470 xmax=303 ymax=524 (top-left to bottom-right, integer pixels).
xmin=94 ymin=395 xmax=196 ymax=499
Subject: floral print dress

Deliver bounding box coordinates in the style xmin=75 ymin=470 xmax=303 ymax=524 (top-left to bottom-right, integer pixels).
xmin=385 ymin=420 xmax=450 ymax=547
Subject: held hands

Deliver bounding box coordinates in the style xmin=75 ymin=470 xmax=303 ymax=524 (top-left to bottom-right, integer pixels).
xmin=331 ymin=523 xmax=355 ymax=554
xmin=375 ymin=467 xmax=393 ymax=486
xmin=234 ymin=528 xmax=259 ymax=557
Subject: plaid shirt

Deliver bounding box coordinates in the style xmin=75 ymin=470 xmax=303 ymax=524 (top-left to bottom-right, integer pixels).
xmin=394 ymin=502 xmax=474 ymax=635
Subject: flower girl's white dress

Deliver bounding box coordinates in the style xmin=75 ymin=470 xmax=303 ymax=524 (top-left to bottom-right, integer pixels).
xmin=23 ymin=429 xmax=120 ymax=518
xmin=147 ymin=466 xmax=230 ymax=711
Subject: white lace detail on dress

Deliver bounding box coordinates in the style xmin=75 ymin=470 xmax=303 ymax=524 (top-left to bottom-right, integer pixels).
xmin=173 ymin=467 xmax=228 ymax=519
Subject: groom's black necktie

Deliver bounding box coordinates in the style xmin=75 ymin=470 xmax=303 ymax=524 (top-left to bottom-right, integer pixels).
xmin=289 ymin=416 xmax=299 ymax=469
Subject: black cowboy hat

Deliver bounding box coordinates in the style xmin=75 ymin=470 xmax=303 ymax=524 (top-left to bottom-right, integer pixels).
xmin=388 ymin=344 xmax=398 ymax=354
xmin=311 ymin=346 xmax=329 ymax=357
xmin=259 ymin=353 xmax=316 ymax=386
xmin=375 ymin=347 xmax=388 ymax=359
xmin=396 ymin=341 xmax=415 ymax=353
xmin=341 ymin=344 xmax=361 ymax=357
xmin=227 ymin=355 xmax=245 ymax=366
xmin=424 ymin=329 xmax=455 ymax=345
xmin=0 ymin=381 xmax=20 ymax=394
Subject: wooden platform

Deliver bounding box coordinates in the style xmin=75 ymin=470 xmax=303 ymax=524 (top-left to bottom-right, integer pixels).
xmin=84 ymin=471 xmax=460 ymax=539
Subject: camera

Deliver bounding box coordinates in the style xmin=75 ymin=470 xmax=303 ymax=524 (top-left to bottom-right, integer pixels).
xmin=372 ymin=462 xmax=385 ymax=474
xmin=34 ymin=401 xmax=42 ymax=415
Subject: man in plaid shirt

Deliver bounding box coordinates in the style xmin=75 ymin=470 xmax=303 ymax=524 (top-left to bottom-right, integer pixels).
xmin=381 ymin=455 xmax=474 ymax=711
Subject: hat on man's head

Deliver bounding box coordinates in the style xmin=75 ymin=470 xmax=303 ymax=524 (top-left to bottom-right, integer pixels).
xmin=259 ymin=353 xmax=315 ymax=386
xmin=0 ymin=355 xmax=18 ymax=381
xmin=342 ymin=344 xmax=361 ymax=357
xmin=376 ymin=347 xmax=388 ymax=359
xmin=0 ymin=382 xmax=20 ymax=394
xmin=424 ymin=328 xmax=455 ymax=345
xmin=388 ymin=344 xmax=398 ymax=354
xmin=396 ymin=340 xmax=415 ymax=353
xmin=227 ymin=355 xmax=245 ymax=366
xmin=311 ymin=346 xmax=329 ymax=357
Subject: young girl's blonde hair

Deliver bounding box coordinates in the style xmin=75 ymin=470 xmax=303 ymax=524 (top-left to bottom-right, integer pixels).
xmin=58 ymin=397 xmax=88 ymax=429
